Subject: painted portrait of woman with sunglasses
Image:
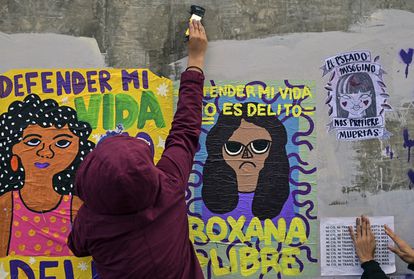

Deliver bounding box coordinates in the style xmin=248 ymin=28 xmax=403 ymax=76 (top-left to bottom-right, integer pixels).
xmin=202 ymin=102 xmax=290 ymax=220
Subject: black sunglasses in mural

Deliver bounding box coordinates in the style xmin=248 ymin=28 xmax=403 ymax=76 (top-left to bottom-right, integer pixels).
xmin=224 ymin=139 xmax=271 ymax=156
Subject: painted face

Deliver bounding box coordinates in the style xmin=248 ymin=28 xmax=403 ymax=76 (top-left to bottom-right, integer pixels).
xmin=12 ymin=125 xmax=79 ymax=178
xmin=222 ymin=119 xmax=271 ymax=193
xmin=338 ymin=90 xmax=372 ymax=117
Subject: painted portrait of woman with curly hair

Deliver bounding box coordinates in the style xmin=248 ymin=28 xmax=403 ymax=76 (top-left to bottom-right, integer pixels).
xmin=202 ymin=102 xmax=290 ymax=220
xmin=0 ymin=94 xmax=95 ymax=257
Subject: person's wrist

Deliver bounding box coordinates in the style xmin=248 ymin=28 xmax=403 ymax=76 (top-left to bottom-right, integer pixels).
xmin=188 ymin=57 xmax=204 ymax=70
xmin=360 ymin=257 xmax=374 ymax=264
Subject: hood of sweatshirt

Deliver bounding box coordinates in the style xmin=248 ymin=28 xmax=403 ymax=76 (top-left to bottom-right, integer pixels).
xmin=75 ymin=135 xmax=160 ymax=215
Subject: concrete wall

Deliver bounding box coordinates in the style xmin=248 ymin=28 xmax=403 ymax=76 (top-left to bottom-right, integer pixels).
xmin=2 ymin=1 xmax=414 ymax=278
xmin=1 ymin=0 xmax=414 ymax=75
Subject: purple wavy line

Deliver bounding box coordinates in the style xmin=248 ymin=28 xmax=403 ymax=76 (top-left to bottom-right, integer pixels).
xmin=290 ymin=178 xmax=316 ymax=220
xmin=292 ymin=114 xmax=314 ymax=138
xmin=214 ymin=97 xmax=221 ymax=114
xmin=300 ymin=246 xmax=318 ymax=263
xmin=284 ymin=80 xmax=305 ymax=89
xmin=262 ymin=91 xmax=281 ymax=104
xmin=185 ymin=188 xmax=192 ymax=200
xmin=292 ymin=196 xmax=316 ymax=220
xmin=277 ymin=242 xmax=282 ymax=252
xmin=289 ymin=165 xmax=317 ymax=175
xmin=289 ymin=177 xmax=312 ymax=195
xmin=294 ymin=255 xmax=305 ymax=272
xmin=292 ymin=114 xmax=315 ymax=151
xmin=196 ymin=249 xmax=208 ymax=258
xmin=296 ymin=213 xmax=311 ymax=239
xmin=188 ymin=169 xmax=203 ymax=188
xmin=193 ymin=160 xmax=205 ymax=167
xmin=193 ymin=239 xmax=209 ymax=247
xmin=287 ymin=153 xmax=309 ymax=166
xmin=255 ymin=238 xmax=260 ymax=251
xmin=201 ymin=127 xmax=209 ymax=135
xmin=187 ymin=197 xmax=203 ymax=218
xmin=207 ymin=260 xmax=212 ymax=279
xmin=225 ymin=240 xmax=241 ymax=259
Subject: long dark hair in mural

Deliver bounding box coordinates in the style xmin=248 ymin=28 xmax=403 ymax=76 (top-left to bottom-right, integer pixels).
xmin=0 ymin=94 xmax=95 ymax=195
xmin=202 ymin=102 xmax=290 ymax=220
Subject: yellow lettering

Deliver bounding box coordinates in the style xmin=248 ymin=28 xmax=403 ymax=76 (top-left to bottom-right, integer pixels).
xmin=245 ymin=217 xmax=264 ymax=242
xmin=188 ymin=216 xmax=208 ymax=244
xmin=247 ymin=103 xmax=257 ymax=117
xmin=292 ymin=87 xmax=301 ymax=99
xmin=259 ymin=85 xmax=270 ymax=98
xmin=302 ymin=86 xmax=312 ymax=99
xmin=291 ymin=105 xmax=302 ymax=117
xmin=228 ymin=85 xmax=236 ymax=97
xmin=228 ymin=216 xmax=246 ymax=242
xmin=267 ymin=104 xmax=276 ymax=116
xmin=240 ymin=246 xmax=260 ymax=276
xmin=257 ymin=104 xmax=266 ymax=116
xmin=279 ymin=87 xmax=290 ymax=99
xmin=246 ymin=85 xmax=255 ymax=98
xmin=236 ymin=85 xmax=245 ymax=97
xmin=285 ymin=217 xmax=307 ymax=244
xmin=260 ymin=246 xmax=281 ymax=275
xmin=264 ymin=218 xmax=286 ymax=245
xmin=280 ymin=247 xmax=300 ymax=275
xmin=229 ymin=247 xmax=239 ymax=273
xmin=195 ymin=250 xmax=209 ymax=267
xmin=211 ymin=248 xmax=231 ymax=276
xmin=206 ymin=216 xmax=228 ymax=242
xmin=210 ymin=86 xmax=218 ymax=97
xmin=284 ymin=104 xmax=292 ymax=116
xmin=204 ymin=103 xmax=217 ymax=117
xmin=234 ymin=103 xmax=242 ymax=116
xmin=222 ymin=102 xmax=234 ymax=115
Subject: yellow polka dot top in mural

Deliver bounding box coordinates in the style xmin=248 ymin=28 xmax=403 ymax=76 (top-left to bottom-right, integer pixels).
xmin=8 ymin=191 xmax=73 ymax=256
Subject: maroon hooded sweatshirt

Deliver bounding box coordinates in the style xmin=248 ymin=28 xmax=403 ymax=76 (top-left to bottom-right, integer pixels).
xmin=68 ymin=70 xmax=205 ymax=279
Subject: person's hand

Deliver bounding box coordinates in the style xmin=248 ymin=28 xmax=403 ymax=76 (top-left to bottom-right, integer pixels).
xmin=385 ymin=225 xmax=414 ymax=265
xmin=187 ymin=19 xmax=208 ymax=72
xmin=349 ymin=215 xmax=376 ymax=264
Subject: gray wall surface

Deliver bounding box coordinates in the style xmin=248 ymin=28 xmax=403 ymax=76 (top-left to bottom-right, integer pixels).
xmin=2 ymin=1 xmax=414 ymax=278
xmin=1 ymin=0 xmax=414 ymax=75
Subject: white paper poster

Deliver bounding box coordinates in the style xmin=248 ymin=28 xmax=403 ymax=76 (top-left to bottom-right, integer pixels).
xmin=320 ymin=216 xmax=396 ymax=276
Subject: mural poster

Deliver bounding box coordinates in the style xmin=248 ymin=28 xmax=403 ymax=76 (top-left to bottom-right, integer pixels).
xmin=321 ymin=50 xmax=392 ymax=141
xmin=187 ymin=80 xmax=318 ymax=278
xmin=0 ymin=69 xmax=173 ymax=278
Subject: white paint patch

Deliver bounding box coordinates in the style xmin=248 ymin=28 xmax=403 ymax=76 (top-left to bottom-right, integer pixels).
xmin=0 ymin=32 xmax=105 ymax=73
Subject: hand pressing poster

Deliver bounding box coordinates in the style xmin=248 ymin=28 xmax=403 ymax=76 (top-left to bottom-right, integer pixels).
xmin=320 ymin=216 xmax=395 ymax=276
xmin=321 ymin=51 xmax=392 ymax=141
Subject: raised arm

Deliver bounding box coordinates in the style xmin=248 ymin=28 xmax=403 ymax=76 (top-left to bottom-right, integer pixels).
xmin=156 ymin=20 xmax=207 ymax=188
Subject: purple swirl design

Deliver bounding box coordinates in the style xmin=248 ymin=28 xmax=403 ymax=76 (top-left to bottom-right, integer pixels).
xmin=300 ymin=246 xmax=318 ymax=263
xmin=294 ymin=255 xmax=305 ymax=272
xmin=284 ymin=80 xmax=305 ymax=89
xmin=290 ymin=165 xmax=317 ymax=175
xmin=288 ymin=153 xmax=309 ymax=166
xmin=188 ymin=170 xmax=203 ymax=188
xmin=207 ymin=260 xmax=212 ymax=279
xmin=292 ymin=114 xmax=315 ymax=151
xmin=187 ymin=197 xmax=203 ymax=218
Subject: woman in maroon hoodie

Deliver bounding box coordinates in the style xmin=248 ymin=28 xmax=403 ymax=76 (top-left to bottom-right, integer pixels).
xmin=68 ymin=20 xmax=207 ymax=279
